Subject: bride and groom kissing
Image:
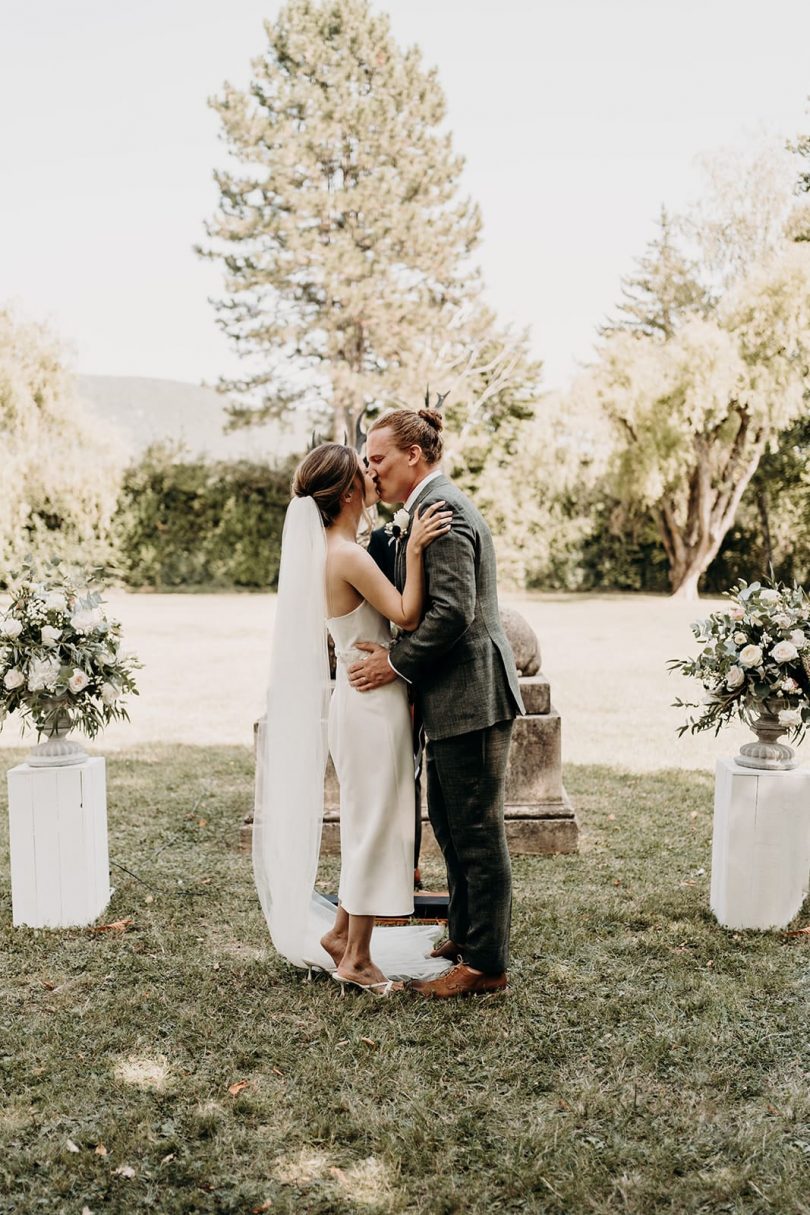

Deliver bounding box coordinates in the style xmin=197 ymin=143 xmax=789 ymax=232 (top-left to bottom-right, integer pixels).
xmin=253 ymin=406 xmax=524 ymax=998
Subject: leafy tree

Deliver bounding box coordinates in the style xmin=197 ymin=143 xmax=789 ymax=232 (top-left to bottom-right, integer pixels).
xmin=585 ymin=246 xmax=810 ymax=598
xmin=0 ymin=309 xmax=123 ymax=583
xmin=570 ymin=141 xmax=810 ymax=599
xmin=688 ymin=141 xmax=797 ymax=288
xmin=201 ymin=0 xmax=485 ymax=442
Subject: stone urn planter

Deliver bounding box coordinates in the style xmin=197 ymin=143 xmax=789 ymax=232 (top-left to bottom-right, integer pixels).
xmin=26 ymin=699 xmax=88 ymax=768
xmin=735 ymin=698 xmax=800 ymax=772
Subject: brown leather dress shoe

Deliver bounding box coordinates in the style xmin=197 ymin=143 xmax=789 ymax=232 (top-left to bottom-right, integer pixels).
xmin=410 ymin=964 xmax=508 ymax=999
xmin=429 ymin=939 xmax=463 ymax=962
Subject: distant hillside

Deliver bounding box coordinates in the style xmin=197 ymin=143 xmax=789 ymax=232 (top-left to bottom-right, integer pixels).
xmin=77 ymin=375 xmax=309 ymax=463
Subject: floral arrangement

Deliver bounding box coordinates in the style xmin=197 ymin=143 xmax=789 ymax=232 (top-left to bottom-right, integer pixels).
xmin=0 ymin=564 xmax=141 ymax=740
xmin=670 ymin=579 xmax=810 ymax=742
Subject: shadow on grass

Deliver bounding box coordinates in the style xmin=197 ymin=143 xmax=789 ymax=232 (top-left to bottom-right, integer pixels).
xmin=0 ymin=747 xmax=807 ymax=1215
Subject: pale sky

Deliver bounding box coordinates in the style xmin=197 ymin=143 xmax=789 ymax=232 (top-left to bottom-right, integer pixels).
xmin=1 ymin=0 xmax=808 ymax=392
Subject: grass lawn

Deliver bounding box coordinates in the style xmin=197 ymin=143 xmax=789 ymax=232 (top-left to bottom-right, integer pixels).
xmin=1 ymin=745 xmax=808 ymax=1214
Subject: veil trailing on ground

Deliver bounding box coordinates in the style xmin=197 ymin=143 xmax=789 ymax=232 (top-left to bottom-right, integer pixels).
xmin=253 ymin=494 xmax=449 ymax=980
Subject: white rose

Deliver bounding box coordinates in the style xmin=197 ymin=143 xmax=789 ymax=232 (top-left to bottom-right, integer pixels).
xmin=27 ymin=656 xmax=61 ymax=692
xmin=0 ymin=617 xmax=22 ymax=639
xmin=728 ymin=604 xmax=746 ymax=620
xmin=781 ymin=677 xmax=800 ymax=693
xmin=771 ymin=640 xmax=799 ymax=663
xmin=68 ymin=669 xmax=90 ymax=694
xmin=43 ymin=591 xmax=67 ymax=614
xmin=726 ymin=666 xmax=745 ymax=689
xmin=778 ymin=708 xmax=802 ymax=727
xmin=732 ymin=632 xmax=747 ymax=646
xmin=100 ymin=682 xmax=120 ymax=705
xmin=760 ymin=589 xmax=780 ymax=602
xmin=773 ymin=613 xmax=792 ymax=628
xmin=738 ymin=645 xmax=763 ymax=668
xmin=3 ymin=668 xmax=24 ymax=690
xmin=393 ymin=508 xmax=410 ymax=532
xmin=789 ymin=629 xmax=807 ymax=648
xmin=41 ymin=625 xmax=61 ymax=647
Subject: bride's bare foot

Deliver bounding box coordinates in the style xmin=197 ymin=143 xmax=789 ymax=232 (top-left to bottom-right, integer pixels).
xmin=320 ymin=930 xmax=348 ymax=969
xmin=334 ymin=959 xmax=392 ymax=988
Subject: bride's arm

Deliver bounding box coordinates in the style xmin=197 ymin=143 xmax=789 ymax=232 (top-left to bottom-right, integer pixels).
xmin=337 ymin=503 xmax=452 ymax=630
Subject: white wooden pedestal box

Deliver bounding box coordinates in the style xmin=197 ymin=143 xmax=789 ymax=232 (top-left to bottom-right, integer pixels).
xmin=711 ymin=758 xmax=810 ymax=931
xmin=7 ymin=757 xmax=111 ymax=928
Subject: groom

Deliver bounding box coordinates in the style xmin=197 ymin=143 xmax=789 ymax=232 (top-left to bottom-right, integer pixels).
xmin=348 ymin=407 xmax=524 ymax=997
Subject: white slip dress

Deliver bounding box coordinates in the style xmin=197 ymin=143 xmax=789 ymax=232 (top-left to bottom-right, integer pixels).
xmin=326 ymin=599 xmax=415 ymax=917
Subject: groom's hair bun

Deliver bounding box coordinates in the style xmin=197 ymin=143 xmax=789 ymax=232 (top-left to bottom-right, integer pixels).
xmin=292 ymin=443 xmax=360 ymax=528
xmin=417 ymin=408 xmax=444 ymax=433
xmin=369 ymin=407 xmax=444 ymax=464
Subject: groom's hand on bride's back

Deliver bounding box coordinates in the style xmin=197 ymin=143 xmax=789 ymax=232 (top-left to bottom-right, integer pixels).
xmin=347 ymin=642 xmax=398 ymax=692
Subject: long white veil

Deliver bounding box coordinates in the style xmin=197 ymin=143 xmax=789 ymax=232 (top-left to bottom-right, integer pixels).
xmin=253 ymin=494 xmax=450 ymax=980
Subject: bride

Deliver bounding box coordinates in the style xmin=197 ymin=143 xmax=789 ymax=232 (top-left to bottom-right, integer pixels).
xmin=254 ymin=442 xmax=452 ymax=994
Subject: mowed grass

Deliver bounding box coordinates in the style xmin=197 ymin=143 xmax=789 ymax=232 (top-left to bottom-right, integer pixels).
xmin=1 ymin=746 xmax=808 ymax=1214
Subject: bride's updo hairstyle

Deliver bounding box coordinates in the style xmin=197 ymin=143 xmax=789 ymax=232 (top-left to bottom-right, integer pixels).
xmin=368 ymin=407 xmax=444 ymax=464
xmin=292 ymin=443 xmax=360 ymax=528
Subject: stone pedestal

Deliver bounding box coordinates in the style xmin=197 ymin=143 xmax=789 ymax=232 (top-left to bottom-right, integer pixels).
xmin=7 ymin=757 xmax=111 ymax=928
xmin=251 ymin=671 xmax=577 ymax=857
xmin=710 ymin=758 xmax=810 ymax=931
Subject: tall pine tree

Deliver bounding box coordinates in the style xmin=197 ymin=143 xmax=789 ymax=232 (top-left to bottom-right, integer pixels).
xmin=200 ymin=0 xmax=485 ymax=441
xmin=601 ymin=207 xmax=710 ymax=340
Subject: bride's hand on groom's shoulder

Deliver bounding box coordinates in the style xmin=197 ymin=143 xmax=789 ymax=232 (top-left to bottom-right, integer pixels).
xmin=408 ymin=501 xmax=453 ymax=555
xmin=347 ymin=642 xmax=398 ymax=692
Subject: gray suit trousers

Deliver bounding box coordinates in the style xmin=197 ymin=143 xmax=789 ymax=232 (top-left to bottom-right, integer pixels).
xmin=425 ymin=719 xmax=514 ymax=973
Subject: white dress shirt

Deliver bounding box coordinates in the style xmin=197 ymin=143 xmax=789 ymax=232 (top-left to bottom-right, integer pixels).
xmin=404 ymin=469 xmax=443 ymax=512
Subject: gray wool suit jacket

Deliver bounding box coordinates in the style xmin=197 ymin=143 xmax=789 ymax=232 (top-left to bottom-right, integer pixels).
xmin=391 ymin=474 xmax=524 ymax=741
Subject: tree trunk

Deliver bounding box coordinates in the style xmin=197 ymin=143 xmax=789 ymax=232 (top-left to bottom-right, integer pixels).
xmin=661 ymin=433 xmax=767 ymax=600
xmin=670 ymin=564 xmax=703 ymax=600
xmin=757 ymin=486 xmax=773 ymax=572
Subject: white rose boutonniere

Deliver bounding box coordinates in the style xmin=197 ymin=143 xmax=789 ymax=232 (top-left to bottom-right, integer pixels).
xmin=384 ymin=508 xmax=411 ymax=547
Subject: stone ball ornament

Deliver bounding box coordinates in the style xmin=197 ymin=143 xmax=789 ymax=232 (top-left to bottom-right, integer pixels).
xmin=498 ymin=606 xmax=541 ymax=676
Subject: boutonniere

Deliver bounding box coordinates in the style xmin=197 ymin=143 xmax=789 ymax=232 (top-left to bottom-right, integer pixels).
xmin=384 ymin=508 xmax=410 ymax=547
